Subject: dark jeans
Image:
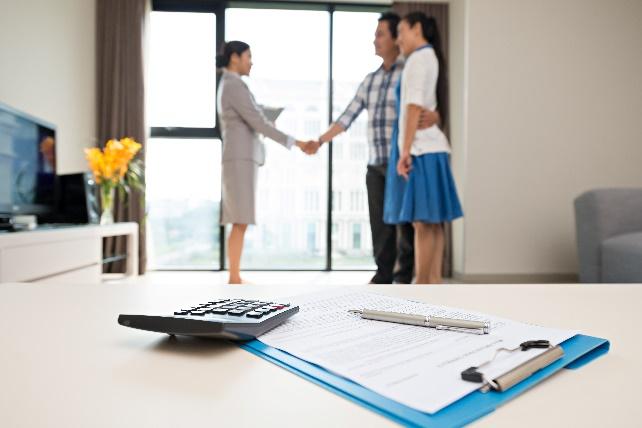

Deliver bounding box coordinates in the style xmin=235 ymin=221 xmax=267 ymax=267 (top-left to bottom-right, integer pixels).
xmin=366 ymin=164 xmax=414 ymax=284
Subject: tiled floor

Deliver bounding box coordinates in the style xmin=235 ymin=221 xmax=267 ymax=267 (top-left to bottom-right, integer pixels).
xmin=125 ymin=270 xmax=377 ymax=286
xmin=117 ymin=270 xmax=462 ymax=286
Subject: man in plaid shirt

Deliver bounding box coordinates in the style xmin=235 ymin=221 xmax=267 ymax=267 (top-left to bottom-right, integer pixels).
xmin=316 ymin=12 xmax=440 ymax=283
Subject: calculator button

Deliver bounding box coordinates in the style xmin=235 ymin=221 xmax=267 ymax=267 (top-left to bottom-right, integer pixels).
xmin=190 ymin=311 xmax=207 ymax=316
xmin=246 ymin=312 xmax=263 ymax=318
xmin=174 ymin=311 xmax=189 ymax=315
xmin=228 ymin=310 xmax=245 ymax=316
xmin=211 ymin=309 xmax=228 ymax=314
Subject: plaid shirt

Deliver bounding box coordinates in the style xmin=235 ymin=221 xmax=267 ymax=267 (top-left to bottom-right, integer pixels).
xmin=336 ymin=56 xmax=404 ymax=166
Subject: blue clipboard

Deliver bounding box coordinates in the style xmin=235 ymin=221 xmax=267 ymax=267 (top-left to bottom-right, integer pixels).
xmin=240 ymin=334 xmax=609 ymax=427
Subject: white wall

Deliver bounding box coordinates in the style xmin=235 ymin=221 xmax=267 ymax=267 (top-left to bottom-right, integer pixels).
xmin=0 ymin=0 xmax=96 ymax=174
xmin=459 ymin=0 xmax=642 ymax=276
xmin=444 ymin=0 xmax=468 ymax=275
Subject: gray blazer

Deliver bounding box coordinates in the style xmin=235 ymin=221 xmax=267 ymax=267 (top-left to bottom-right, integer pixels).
xmin=217 ymin=70 xmax=292 ymax=165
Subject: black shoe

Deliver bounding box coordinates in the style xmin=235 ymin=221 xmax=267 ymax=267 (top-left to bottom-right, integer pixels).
xmin=369 ymin=274 xmax=393 ymax=284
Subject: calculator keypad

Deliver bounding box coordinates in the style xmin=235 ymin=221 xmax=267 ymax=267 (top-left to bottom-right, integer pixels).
xmin=174 ymin=299 xmax=291 ymax=319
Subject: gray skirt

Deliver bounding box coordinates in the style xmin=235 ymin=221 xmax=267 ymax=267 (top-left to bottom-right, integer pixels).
xmin=221 ymin=159 xmax=259 ymax=225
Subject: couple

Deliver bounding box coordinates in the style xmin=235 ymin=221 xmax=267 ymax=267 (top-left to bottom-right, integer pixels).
xmin=217 ymin=11 xmax=462 ymax=285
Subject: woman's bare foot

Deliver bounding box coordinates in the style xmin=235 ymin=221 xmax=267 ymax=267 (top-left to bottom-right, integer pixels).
xmin=227 ymin=276 xmax=253 ymax=285
xmin=228 ymin=276 xmax=243 ymax=285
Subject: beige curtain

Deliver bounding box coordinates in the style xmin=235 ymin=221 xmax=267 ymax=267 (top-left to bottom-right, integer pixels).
xmin=96 ymin=0 xmax=148 ymax=275
xmin=392 ymin=2 xmax=453 ymax=278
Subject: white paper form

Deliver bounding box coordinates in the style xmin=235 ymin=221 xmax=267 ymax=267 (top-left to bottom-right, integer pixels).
xmin=259 ymin=289 xmax=577 ymax=414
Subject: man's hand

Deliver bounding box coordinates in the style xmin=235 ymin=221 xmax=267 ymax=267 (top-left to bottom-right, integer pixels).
xmin=296 ymin=140 xmax=321 ymax=155
xmin=304 ymin=140 xmax=322 ymax=155
xmin=417 ymin=109 xmax=441 ymax=130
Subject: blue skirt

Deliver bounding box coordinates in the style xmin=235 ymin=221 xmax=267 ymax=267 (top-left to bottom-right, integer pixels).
xmin=384 ymin=140 xmax=463 ymax=225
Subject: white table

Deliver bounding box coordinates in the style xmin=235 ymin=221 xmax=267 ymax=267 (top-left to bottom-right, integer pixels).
xmin=0 ymin=282 xmax=639 ymax=427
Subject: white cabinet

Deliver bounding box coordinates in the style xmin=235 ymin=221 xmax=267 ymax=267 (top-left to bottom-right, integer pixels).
xmin=0 ymin=223 xmax=138 ymax=284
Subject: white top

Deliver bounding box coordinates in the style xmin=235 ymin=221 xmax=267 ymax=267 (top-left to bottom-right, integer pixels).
xmin=398 ymin=46 xmax=451 ymax=156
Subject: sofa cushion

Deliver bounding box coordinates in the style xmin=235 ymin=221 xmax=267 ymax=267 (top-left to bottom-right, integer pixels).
xmin=601 ymin=232 xmax=642 ymax=283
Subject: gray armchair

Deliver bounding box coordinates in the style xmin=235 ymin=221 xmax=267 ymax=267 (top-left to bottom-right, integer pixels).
xmin=574 ymin=188 xmax=642 ymax=283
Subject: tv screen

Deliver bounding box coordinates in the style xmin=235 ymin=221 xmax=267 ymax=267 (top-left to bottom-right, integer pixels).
xmin=0 ymin=102 xmax=56 ymax=215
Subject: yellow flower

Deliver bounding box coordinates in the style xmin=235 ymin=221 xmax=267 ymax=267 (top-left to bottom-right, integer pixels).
xmin=85 ymin=137 xmax=142 ymax=186
xmin=84 ymin=147 xmax=105 ymax=183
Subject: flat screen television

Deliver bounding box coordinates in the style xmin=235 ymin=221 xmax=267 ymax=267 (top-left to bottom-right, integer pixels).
xmin=0 ymin=101 xmax=57 ymax=216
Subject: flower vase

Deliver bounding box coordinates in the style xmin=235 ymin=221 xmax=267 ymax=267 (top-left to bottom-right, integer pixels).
xmin=100 ymin=186 xmax=115 ymax=225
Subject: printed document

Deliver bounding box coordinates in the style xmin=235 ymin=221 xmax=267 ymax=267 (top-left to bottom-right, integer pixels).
xmin=259 ymin=289 xmax=576 ymax=414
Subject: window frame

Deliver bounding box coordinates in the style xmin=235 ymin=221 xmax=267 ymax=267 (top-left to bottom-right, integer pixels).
xmin=150 ymin=0 xmax=389 ymax=271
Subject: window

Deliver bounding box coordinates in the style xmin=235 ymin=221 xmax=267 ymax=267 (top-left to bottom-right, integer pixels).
xmin=305 ymin=190 xmax=320 ymax=212
xmin=304 ymin=119 xmax=321 ymax=137
xmin=331 ymin=11 xmax=380 ymax=269
xmin=350 ymin=142 xmax=367 ymax=161
xmin=352 ymin=223 xmax=362 ymax=250
xmin=307 ymin=222 xmax=317 ymax=252
xmin=225 ymin=7 xmax=329 ymax=269
xmin=149 ymin=11 xmax=217 ymax=128
xmin=349 ymin=190 xmax=366 ymax=212
xmin=333 ymin=142 xmax=344 ymax=160
xmin=146 ymin=138 xmax=221 ymax=269
xmin=147 ymin=8 xmax=222 ymax=270
xmin=332 ymin=190 xmax=342 ymax=212
xmin=148 ymin=3 xmax=386 ymax=271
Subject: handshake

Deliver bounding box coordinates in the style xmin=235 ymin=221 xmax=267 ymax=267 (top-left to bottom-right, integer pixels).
xmin=295 ymin=140 xmax=323 ymax=155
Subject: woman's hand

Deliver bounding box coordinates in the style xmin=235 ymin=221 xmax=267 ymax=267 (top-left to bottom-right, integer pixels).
xmin=296 ymin=140 xmax=321 ymax=155
xmin=397 ymin=151 xmax=412 ymax=180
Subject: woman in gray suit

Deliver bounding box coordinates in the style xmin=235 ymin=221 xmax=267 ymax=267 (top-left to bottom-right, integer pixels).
xmin=216 ymin=41 xmax=313 ymax=284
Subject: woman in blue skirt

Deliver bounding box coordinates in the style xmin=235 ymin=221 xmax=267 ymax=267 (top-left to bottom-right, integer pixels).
xmin=384 ymin=12 xmax=463 ymax=284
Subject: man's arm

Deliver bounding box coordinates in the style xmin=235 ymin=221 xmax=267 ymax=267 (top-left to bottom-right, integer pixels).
xmin=319 ymin=123 xmax=345 ymax=144
xmin=311 ymin=77 xmax=368 ymax=152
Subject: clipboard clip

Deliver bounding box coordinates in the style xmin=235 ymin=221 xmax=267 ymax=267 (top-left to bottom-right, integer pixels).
xmin=461 ymin=340 xmax=565 ymax=392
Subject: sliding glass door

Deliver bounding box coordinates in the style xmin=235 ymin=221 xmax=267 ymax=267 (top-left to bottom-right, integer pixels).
xmin=147 ymin=10 xmax=221 ymax=269
xmin=331 ymin=11 xmax=381 ymax=270
xmin=147 ymin=2 xmax=387 ymax=271
xmin=225 ymin=7 xmax=329 ymax=269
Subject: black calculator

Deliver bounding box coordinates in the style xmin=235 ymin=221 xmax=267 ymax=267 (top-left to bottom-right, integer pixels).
xmin=118 ymin=298 xmax=299 ymax=341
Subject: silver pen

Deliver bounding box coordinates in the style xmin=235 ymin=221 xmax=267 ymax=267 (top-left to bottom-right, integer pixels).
xmin=348 ymin=308 xmax=490 ymax=334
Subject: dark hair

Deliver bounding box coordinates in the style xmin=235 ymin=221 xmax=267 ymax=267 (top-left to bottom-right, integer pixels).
xmin=378 ymin=12 xmax=400 ymax=39
xmin=216 ymin=40 xmax=250 ymax=68
xmin=403 ymin=12 xmax=448 ymax=127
